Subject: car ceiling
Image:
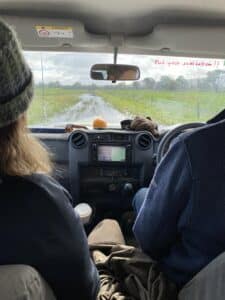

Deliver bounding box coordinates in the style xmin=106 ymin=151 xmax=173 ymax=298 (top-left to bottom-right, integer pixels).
xmin=1 ymin=0 xmax=225 ymax=57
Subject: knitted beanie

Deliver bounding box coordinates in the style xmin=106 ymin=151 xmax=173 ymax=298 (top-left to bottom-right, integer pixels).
xmin=0 ymin=19 xmax=33 ymax=128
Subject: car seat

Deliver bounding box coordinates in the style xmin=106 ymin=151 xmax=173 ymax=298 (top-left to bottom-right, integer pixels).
xmin=179 ymin=252 xmax=225 ymax=300
xmin=0 ymin=265 xmax=56 ymax=300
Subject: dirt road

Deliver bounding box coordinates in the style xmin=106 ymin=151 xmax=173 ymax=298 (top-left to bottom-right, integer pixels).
xmin=49 ymin=93 xmax=127 ymax=126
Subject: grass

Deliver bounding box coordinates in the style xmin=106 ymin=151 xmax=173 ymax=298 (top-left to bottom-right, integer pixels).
xmin=95 ymin=90 xmax=225 ymax=125
xmin=27 ymin=87 xmax=225 ymax=126
xmin=27 ymin=88 xmax=85 ymax=125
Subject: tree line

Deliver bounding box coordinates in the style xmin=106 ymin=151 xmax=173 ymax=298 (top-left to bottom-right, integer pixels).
xmin=36 ymin=70 xmax=225 ymax=92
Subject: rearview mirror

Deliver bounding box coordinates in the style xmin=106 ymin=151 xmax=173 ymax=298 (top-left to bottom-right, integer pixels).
xmin=91 ymin=64 xmax=140 ymax=81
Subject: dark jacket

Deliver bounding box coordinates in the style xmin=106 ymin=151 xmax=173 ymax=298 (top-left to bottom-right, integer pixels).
xmin=133 ymin=118 xmax=225 ymax=287
xmin=0 ymin=173 xmax=99 ymax=299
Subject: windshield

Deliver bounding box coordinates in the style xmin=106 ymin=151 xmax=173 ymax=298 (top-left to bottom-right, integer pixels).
xmin=25 ymin=51 xmax=225 ymax=128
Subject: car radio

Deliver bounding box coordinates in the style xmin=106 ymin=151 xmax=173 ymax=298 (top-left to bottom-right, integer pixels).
xmin=91 ymin=142 xmax=132 ymax=163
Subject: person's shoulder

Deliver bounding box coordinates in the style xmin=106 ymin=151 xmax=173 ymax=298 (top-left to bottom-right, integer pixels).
xmin=180 ymin=120 xmax=225 ymax=179
xmin=182 ymin=120 xmax=225 ymax=145
xmin=24 ymin=173 xmax=62 ymax=191
xmin=23 ymin=173 xmax=73 ymax=205
xmin=180 ymin=120 xmax=225 ymax=155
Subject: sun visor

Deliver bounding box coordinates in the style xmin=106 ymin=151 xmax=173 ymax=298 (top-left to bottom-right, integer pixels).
xmin=1 ymin=16 xmax=225 ymax=58
xmin=125 ymin=24 xmax=225 ymax=58
xmin=0 ymin=15 xmax=110 ymax=52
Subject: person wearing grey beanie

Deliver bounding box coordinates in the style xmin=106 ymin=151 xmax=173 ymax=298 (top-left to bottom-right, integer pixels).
xmin=0 ymin=20 xmax=33 ymax=128
xmin=0 ymin=19 xmax=100 ymax=300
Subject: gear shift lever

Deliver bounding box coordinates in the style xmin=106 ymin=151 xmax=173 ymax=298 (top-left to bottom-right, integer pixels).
xmin=122 ymin=182 xmax=134 ymax=197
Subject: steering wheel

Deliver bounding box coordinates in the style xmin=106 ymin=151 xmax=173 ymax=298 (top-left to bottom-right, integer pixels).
xmin=156 ymin=122 xmax=205 ymax=164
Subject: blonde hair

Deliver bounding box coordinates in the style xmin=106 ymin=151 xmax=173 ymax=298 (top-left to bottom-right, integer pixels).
xmin=0 ymin=114 xmax=52 ymax=176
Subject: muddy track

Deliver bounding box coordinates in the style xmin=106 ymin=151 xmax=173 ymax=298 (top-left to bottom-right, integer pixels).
xmin=48 ymin=94 xmax=127 ymax=126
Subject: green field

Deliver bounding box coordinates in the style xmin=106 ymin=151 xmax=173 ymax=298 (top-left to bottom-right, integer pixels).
xmin=27 ymin=88 xmax=85 ymax=125
xmin=27 ymin=87 xmax=225 ymax=126
xmin=96 ymin=90 xmax=225 ymax=125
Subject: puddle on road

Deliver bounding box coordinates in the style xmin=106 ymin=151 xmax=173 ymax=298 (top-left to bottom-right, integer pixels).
xmin=48 ymin=94 xmax=128 ymax=126
xmin=38 ymin=93 xmax=170 ymax=132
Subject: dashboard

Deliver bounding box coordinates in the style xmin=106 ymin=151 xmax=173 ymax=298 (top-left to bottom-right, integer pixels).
xmin=69 ymin=130 xmax=158 ymax=202
xmin=35 ymin=129 xmax=162 ymax=209
xmin=33 ymin=122 xmax=204 ymax=220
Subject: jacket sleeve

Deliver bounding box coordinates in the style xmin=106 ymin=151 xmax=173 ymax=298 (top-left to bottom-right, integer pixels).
xmin=27 ymin=175 xmax=99 ymax=300
xmin=133 ymin=137 xmax=192 ymax=260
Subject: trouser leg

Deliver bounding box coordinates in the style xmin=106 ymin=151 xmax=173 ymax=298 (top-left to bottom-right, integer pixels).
xmin=88 ymin=219 xmax=125 ymax=246
xmin=132 ymin=187 xmax=149 ymax=213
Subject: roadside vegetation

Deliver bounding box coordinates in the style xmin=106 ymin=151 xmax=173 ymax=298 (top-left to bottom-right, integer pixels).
xmin=27 ymin=87 xmax=225 ymax=126
xmin=95 ymin=90 xmax=225 ymax=125
xmin=28 ymin=88 xmax=84 ymax=125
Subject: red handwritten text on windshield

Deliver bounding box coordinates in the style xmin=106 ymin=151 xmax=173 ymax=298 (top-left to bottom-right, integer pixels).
xmin=154 ymin=59 xmax=223 ymax=68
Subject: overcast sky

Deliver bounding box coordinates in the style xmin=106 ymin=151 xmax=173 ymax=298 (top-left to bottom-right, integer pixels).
xmin=24 ymin=51 xmax=225 ymax=86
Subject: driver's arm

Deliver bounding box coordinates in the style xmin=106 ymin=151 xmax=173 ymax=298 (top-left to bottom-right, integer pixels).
xmin=133 ymin=137 xmax=192 ymax=260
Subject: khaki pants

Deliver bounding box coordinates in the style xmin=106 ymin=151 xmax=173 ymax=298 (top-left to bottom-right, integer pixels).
xmin=88 ymin=219 xmax=126 ymax=246
xmin=89 ymin=220 xmax=177 ymax=300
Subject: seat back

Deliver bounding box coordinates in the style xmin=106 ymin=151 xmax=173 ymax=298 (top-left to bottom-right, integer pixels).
xmin=179 ymin=252 xmax=225 ymax=300
xmin=0 ymin=265 xmax=56 ymax=300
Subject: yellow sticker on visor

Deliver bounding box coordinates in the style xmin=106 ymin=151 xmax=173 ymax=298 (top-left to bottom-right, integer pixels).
xmin=35 ymin=26 xmax=73 ymax=38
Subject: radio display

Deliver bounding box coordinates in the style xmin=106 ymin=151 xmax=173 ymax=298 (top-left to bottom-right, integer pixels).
xmin=98 ymin=146 xmax=126 ymax=162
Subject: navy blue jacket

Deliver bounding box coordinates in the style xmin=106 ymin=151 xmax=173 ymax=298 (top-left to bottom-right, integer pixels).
xmin=0 ymin=174 xmax=99 ymax=300
xmin=133 ymin=118 xmax=225 ymax=287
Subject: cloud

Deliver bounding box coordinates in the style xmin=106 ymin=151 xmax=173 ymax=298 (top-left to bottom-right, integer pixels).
xmin=24 ymin=51 xmax=114 ymax=85
xmin=24 ymin=51 xmax=225 ymax=86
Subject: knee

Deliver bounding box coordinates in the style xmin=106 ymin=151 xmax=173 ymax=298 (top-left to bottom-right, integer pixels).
xmin=132 ymin=188 xmax=149 ymax=213
xmin=88 ymin=219 xmax=125 ymax=246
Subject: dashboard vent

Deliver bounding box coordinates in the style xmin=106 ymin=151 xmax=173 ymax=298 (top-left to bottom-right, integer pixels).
xmin=136 ymin=133 xmax=152 ymax=150
xmin=71 ymin=132 xmax=87 ymax=149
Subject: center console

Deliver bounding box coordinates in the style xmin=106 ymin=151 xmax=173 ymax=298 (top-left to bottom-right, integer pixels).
xmin=69 ymin=129 xmax=156 ymax=204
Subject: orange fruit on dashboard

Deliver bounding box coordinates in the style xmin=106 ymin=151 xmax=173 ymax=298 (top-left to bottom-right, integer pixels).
xmin=93 ymin=117 xmax=108 ymax=129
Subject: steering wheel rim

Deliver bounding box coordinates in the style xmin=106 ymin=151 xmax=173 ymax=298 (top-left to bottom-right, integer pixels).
xmin=156 ymin=122 xmax=205 ymax=165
